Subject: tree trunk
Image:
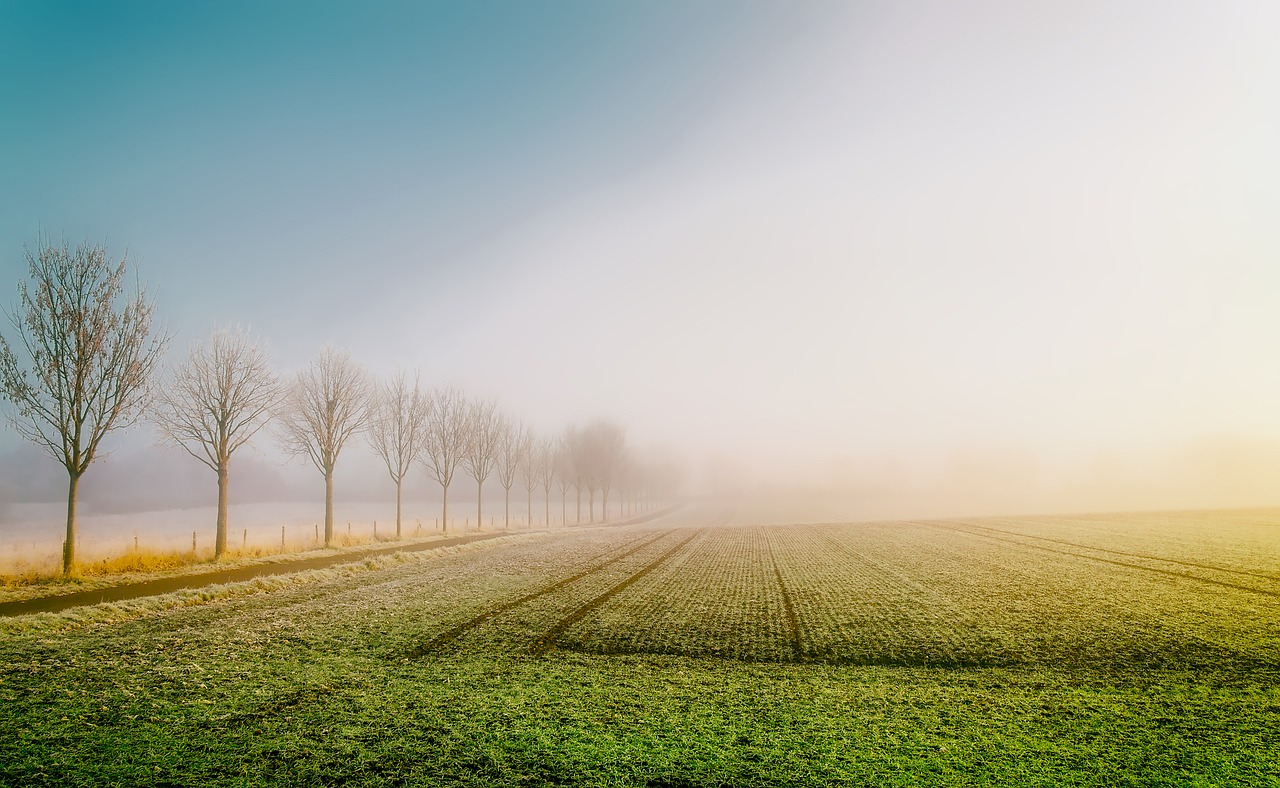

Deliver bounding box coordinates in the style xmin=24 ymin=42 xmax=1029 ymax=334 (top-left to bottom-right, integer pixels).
xmin=589 ymin=489 xmax=595 ymax=523
xmin=576 ymin=487 xmax=582 ymax=525
xmin=602 ymin=487 xmax=609 ymax=523
xmin=560 ymin=490 xmax=566 ymax=526
xmin=544 ymin=490 xmax=550 ymax=530
xmin=441 ymin=482 xmax=449 ymax=535
xmin=476 ymin=480 xmax=483 ymax=531
xmin=526 ymin=489 xmax=532 ymax=529
xmin=395 ymin=477 xmax=403 ymax=538
xmin=63 ymin=472 xmax=80 ymax=575
xmin=324 ymin=470 xmax=334 ymax=546
xmin=504 ymin=486 xmax=510 ymax=530
xmin=215 ymin=463 xmax=229 ymax=559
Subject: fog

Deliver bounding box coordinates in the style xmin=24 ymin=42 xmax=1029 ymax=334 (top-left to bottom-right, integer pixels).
xmin=3 ymin=2 xmax=1280 ymax=545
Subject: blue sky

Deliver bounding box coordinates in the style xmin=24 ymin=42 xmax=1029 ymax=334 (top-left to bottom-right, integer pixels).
xmin=4 ymin=1 xmax=1280 ymax=514
xmin=0 ymin=1 xmax=819 ymax=345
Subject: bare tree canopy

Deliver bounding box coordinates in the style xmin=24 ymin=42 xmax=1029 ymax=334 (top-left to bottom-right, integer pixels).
xmin=0 ymin=238 xmax=169 ymax=573
xmin=583 ymin=420 xmax=627 ymax=522
xmin=421 ymin=386 xmax=469 ymax=534
xmin=564 ymin=424 xmax=594 ymax=523
xmin=535 ymin=436 xmax=557 ymax=528
xmin=275 ymin=345 xmax=371 ymax=546
xmin=462 ymin=398 xmax=501 ymax=529
xmin=520 ymin=429 xmax=541 ymax=526
xmin=153 ymin=325 xmax=279 ymax=558
xmin=555 ymin=434 xmax=575 ymax=526
xmin=495 ymin=417 xmax=528 ymax=529
xmin=367 ymin=370 xmax=427 ymax=538
xmin=560 ymin=421 xmax=627 ymax=523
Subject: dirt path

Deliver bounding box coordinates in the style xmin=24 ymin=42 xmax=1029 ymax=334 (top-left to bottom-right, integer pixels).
xmin=0 ymin=531 xmax=514 ymax=618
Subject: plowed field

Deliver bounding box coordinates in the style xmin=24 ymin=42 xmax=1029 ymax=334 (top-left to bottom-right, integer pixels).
xmin=3 ymin=504 xmax=1277 ymax=786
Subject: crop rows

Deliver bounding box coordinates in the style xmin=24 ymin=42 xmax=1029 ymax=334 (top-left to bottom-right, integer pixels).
xmin=27 ymin=527 xmax=677 ymax=668
xmin=771 ymin=525 xmax=971 ymax=665
xmin=406 ymin=529 xmax=670 ymax=656
xmin=931 ymin=517 xmax=1280 ymax=598
xmin=553 ymin=527 xmax=796 ymax=661
xmin=393 ymin=528 xmax=723 ymax=657
xmin=16 ymin=512 xmax=1278 ymax=674
xmin=503 ymin=517 xmax=1280 ymax=670
xmin=965 ymin=510 xmax=1280 ymax=579
xmin=530 ymin=528 xmax=705 ymax=655
xmin=814 ymin=521 xmax=1280 ymax=669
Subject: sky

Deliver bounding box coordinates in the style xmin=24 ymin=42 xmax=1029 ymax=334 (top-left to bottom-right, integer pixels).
xmin=3 ymin=1 xmax=1280 ymax=518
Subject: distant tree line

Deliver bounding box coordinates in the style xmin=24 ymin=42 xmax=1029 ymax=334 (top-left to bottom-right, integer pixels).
xmin=0 ymin=237 xmax=681 ymax=575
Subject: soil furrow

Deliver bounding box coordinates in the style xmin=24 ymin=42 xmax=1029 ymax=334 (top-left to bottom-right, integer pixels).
xmin=405 ymin=530 xmax=672 ymax=657
xmin=529 ymin=529 xmax=705 ymax=656
xmin=760 ymin=527 xmax=803 ymax=661
xmin=941 ymin=520 xmax=1277 ymax=581
xmin=920 ymin=521 xmax=1280 ymax=602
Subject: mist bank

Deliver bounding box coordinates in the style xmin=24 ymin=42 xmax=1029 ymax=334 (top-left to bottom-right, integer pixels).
xmin=5 ymin=431 xmax=1280 ymax=528
xmin=705 ymin=433 xmax=1280 ymax=520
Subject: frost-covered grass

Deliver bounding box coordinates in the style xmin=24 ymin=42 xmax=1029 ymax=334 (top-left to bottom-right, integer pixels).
xmin=0 ymin=530 xmax=515 ymax=604
xmin=2 ymin=514 xmax=1277 ymax=786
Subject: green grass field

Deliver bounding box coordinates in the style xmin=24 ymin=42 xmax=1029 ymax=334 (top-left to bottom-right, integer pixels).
xmin=2 ymin=506 xmax=1278 ymax=786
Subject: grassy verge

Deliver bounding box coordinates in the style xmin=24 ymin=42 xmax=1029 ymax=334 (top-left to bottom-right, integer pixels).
xmin=0 ymin=530 xmax=532 ymax=605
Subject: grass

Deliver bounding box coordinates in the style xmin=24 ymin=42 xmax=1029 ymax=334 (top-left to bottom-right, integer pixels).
xmin=0 ymin=529 xmax=503 ymax=605
xmin=1 ymin=510 xmax=1277 ymax=786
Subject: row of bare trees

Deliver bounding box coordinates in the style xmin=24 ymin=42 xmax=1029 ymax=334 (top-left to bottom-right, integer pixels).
xmin=151 ymin=330 xmax=652 ymax=563
xmin=0 ymin=239 xmax=678 ymax=574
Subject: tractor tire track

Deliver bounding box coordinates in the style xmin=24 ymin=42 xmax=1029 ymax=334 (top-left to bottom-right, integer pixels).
xmin=940 ymin=520 xmax=1277 ymax=582
xmin=759 ymin=527 xmax=803 ymax=661
xmin=917 ymin=521 xmax=1280 ymax=602
xmin=405 ymin=530 xmax=673 ymax=657
xmin=529 ymin=529 xmax=705 ymax=656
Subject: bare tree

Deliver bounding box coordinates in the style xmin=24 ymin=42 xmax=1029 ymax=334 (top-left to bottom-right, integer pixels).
xmin=421 ymin=386 xmax=468 ymax=534
xmin=584 ymin=420 xmax=626 ymax=523
xmin=562 ymin=425 xmax=587 ymax=524
xmin=367 ymin=370 xmax=427 ymax=539
xmin=462 ymin=398 xmax=501 ymax=530
xmin=519 ymin=429 xmax=540 ymax=527
xmin=617 ymin=456 xmax=638 ymax=517
xmin=537 ymin=436 xmax=557 ymax=528
xmin=565 ymin=424 xmax=601 ymax=523
xmin=493 ymin=417 xmax=528 ymax=530
xmin=555 ymin=435 xmax=575 ymax=526
xmin=153 ymin=326 xmax=279 ymax=559
xmin=275 ymin=346 xmax=371 ymax=547
xmin=0 ymin=239 xmax=169 ymax=574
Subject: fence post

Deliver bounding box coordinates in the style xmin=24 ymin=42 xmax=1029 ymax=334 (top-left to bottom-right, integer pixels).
xmin=192 ymin=531 xmax=197 ymax=555
xmin=281 ymin=525 xmax=286 ymax=550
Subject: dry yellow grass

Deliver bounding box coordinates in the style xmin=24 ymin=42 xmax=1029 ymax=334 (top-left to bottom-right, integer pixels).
xmin=0 ymin=531 xmax=398 ymax=588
